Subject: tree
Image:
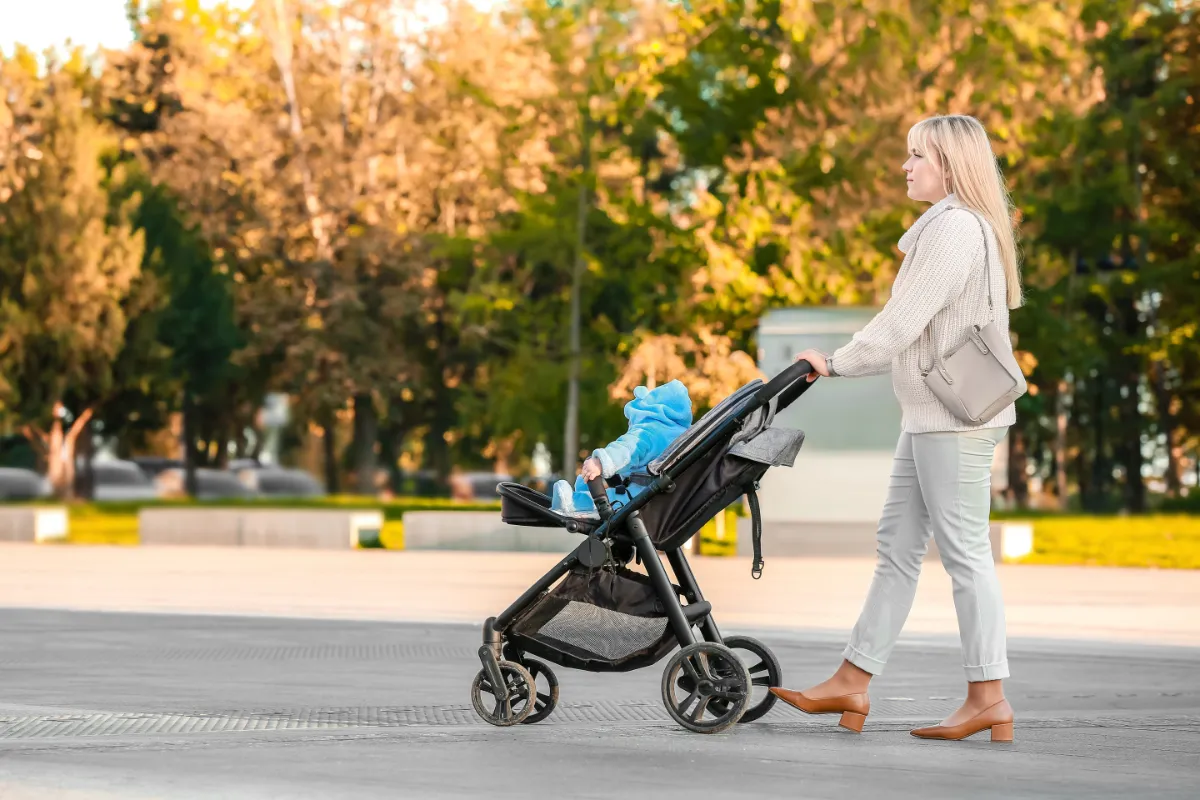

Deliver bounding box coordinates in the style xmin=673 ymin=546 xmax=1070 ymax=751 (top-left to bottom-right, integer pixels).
xmin=106 ymin=4 xmax=250 ymax=493
xmin=0 ymin=48 xmax=145 ymax=497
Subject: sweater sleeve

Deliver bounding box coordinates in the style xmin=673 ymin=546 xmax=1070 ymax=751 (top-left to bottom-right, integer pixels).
xmin=831 ymin=210 xmax=984 ymax=378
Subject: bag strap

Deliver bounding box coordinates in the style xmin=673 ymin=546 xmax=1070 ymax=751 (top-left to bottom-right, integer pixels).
xmin=919 ymin=208 xmax=994 ymax=380
xmin=747 ymin=484 xmax=764 ymax=580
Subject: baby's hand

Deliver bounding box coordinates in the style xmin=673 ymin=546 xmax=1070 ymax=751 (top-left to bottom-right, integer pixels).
xmin=580 ymin=457 xmax=602 ymax=482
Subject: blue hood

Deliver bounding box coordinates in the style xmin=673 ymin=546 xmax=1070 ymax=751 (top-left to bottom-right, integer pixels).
xmin=626 ymin=380 xmax=693 ymax=430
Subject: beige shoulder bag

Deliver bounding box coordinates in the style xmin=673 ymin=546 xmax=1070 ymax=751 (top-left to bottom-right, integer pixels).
xmin=920 ymin=211 xmax=1026 ymax=425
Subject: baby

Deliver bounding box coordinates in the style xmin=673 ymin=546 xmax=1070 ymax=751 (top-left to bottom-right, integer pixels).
xmin=551 ymin=380 xmax=693 ymax=518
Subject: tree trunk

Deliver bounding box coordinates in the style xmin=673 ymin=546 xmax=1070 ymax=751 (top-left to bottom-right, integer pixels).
xmin=260 ymin=0 xmax=331 ymax=263
xmin=424 ymin=390 xmax=455 ymax=488
xmin=214 ymin=425 xmax=229 ymax=469
xmin=352 ymin=392 xmax=378 ymax=495
xmin=46 ymin=417 xmax=66 ymax=496
xmin=377 ymin=415 xmax=410 ymax=497
xmin=182 ymin=392 xmax=198 ymax=497
xmin=1120 ymin=93 xmax=1147 ymax=512
xmin=320 ymin=408 xmax=340 ymax=494
xmin=1117 ymin=304 xmax=1146 ymax=513
xmin=1007 ymin=427 xmax=1030 ymax=509
xmin=1090 ymin=378 xmax=1108 ymax=511
xmin=563 ymin=116 xmax=590 ymax=474
xmin=1075 ymin=435 xmax=1091 ymax=511
xmin=25 ymin=405 xmax=90 ymax=499
xmin=1054 ymin=378 xmax=1070 ymax=509
xmin=73 ymin=417 xmax=95 ymax=500
xmin=1152 ymin=362 xmax=1183 ymax=497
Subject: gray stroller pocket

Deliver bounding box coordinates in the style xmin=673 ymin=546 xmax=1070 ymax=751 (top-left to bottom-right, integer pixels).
xmin=729 ymin=426 xmax=805 ymax=467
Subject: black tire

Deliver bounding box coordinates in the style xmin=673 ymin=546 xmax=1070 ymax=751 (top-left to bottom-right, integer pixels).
xmin=520 ymin=659 xmax=560 ymax=724
xmin=470 ymin=661 xmax=535 ymax=727
xmin=661 ymin=642 xmax=751 ymax=734
xmin=720 ymin=636 xmax=783 ymax=722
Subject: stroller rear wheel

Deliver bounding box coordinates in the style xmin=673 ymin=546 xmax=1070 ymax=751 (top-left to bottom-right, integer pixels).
xmin=675 ymin=636 xmax=781 ymax=723
xmin=520 ymin=659 xmax=560 ymax=724
xmin=661 ymin=642 xmax=751 ymax=734
xmin=503 ymin=645 xmax=561 ymax=725
xmin=714 ymin=636 xmax=782 ymax=722
xmin=470 ymin=660 xmax=535 ymax=727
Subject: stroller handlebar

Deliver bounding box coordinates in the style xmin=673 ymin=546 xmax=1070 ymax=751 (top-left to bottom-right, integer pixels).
xmin=755 ymin=358 xmax=815 ymax=410
xmin=586 ymin=475 xmax=613 ymax=521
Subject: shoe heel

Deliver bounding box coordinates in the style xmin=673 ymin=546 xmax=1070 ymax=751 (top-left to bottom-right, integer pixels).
xmin=990 ymin=722 xmax=1014 ymax=742
xmin=839 ymin=712 xmax=866 ymax=733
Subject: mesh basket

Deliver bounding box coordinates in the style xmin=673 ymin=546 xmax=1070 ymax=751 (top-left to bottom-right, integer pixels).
xmin=508 ymin=566 xmax=679 ymax=672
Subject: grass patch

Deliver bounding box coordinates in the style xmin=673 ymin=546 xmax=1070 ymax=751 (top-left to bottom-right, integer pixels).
xmin=51 ymin=496 xmax=469 ymax=547
xmin=1008 ymin=514 xmax=1200 ymax=569
xmin=13 ymin=498 xmax=1198 ymax=568
xmin=60 ymin=495 xmax=499 ymax=522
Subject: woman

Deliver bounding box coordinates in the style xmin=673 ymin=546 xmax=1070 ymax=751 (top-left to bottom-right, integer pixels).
xmin=774 ymin=114 xmax=1022 ymax=743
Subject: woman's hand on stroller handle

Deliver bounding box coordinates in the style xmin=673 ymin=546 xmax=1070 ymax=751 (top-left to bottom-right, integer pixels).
xmin=792 ymin=349 xmax=829 ymax=382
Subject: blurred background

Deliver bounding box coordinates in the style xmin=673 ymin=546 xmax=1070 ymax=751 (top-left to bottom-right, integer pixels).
xmin=0 ymin=0 xmax=1197 ymax=526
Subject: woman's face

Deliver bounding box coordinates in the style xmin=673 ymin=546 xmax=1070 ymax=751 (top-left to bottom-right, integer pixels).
xmin=903 ymin=146 xmax=948 ymax=204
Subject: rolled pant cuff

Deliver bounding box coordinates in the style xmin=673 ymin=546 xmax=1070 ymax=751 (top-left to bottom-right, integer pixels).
xmin=842 ymin=644 xmax=887 ymax=677
xmin=964 ymin=660 xmax=1010 ymax=682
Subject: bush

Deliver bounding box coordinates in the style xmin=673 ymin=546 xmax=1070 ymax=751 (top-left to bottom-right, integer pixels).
xmin=1157 ymin=493 xmax=1200 ymax=514
xmin=1009 ymin=514 xmax=1200 ymax=570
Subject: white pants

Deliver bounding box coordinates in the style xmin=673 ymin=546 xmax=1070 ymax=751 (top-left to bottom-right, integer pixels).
xmin=844 ymin=427 xmax=1010 ymax=682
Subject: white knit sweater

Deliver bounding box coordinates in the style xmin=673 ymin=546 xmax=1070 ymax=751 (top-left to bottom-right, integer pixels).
xmin=829 ymin=194 xmax=1018 ymax=434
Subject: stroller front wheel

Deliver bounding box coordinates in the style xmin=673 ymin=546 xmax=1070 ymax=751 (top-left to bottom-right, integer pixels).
xmin=470 ymin=661 xmax=536 ymax=727
xmin=661 ymin=642 xmax=751 ymax=734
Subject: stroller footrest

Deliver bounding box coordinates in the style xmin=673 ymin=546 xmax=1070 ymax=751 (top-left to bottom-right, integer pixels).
xmin=681 ymin=601 xmax=712 ymax=623
xmin=498 ymin=482 xmax=599 ymax=534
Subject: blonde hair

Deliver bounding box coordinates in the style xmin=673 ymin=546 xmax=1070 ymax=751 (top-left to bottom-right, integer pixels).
xmin=908 ymin=115 xmax=1023 ymax=309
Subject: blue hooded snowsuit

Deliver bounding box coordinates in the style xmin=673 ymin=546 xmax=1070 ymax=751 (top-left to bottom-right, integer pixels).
xmin=551 ymin=380 xmax=693 ymax=517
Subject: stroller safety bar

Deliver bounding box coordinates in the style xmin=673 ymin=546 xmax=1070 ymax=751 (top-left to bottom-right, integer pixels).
xmin=498 ymin=482 xmax=600 ymax=534
xmin=587 ymin=475 xmax=614 ymax=521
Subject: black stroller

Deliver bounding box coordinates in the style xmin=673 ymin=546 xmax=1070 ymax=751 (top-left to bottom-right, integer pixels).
xmin=470 ymin=360 xmax=816 ymax=734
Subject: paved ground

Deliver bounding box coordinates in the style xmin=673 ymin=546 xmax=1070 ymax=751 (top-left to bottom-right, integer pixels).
xmin=0 ymin=610 xmax=1198 ymax=799
xmin=3 ymin=544 xmax=1198 ymax=645
xmin=1 ymin=544 xmax=1198 ymax=798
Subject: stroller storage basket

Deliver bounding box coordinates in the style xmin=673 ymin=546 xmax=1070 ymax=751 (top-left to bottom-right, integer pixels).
xmin=509 ymin=566 xmax=679 ymax=672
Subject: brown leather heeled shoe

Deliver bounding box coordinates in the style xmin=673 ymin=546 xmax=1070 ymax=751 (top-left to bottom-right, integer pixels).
xmin=910 ymin=699 xmax=1014 ymax=742
xmin=768 ymin=688 xmax=870 ymax=732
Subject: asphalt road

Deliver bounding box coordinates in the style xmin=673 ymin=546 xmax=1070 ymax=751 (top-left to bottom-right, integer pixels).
xmin=1 ymin=609 xmax=1197 ymax=799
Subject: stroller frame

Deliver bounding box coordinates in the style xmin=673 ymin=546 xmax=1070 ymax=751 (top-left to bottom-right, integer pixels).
xmin=472 ymin=359 xmax=816 ymax=733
